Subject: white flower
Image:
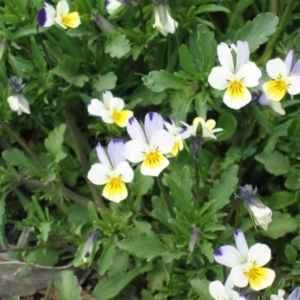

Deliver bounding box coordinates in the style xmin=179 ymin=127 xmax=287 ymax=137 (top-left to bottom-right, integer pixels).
xmin=88 ymin=91 xmax=133 ymax=128
xmin=181 ymin=117 xmax=223 ymax=140
xmin=270 ymin=290 xmax=285 ymax=300
xmin=164 ymin=117 xmax=189 ymax=156
xmin=106 ymin=0 xmax=123 ymax=14
xmin=153 ymin=5 xmax=178 ymax=36
xmin=81 ymin=230 xmax=99 ymax=262
xmin=214 ymin=229 xmax=275 ymax=291
xmin=238 ymin=185 xmax=272 ymax=231
xmin=38 ymin=0 xmax=81 ymax=29
xmin=87 ymin=139 xmax=134 ymax=203
xmin=208 ymin=41 xmax=262 ymax=109
xmin=7 ymin=94 xmax=30 ymax=115
xmin=124 ymin=112 xmax=175 ymax=176
xmin=263 ymin=50 xmax=300 ymax=101
xmin=209 ymin=278 xmax=245 ymax=300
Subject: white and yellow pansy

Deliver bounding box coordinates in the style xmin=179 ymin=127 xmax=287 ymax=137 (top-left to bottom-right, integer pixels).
xmin=88 ymin=91 xmax=133 ymax=128
xmin=209 ymin=278 xmax=245 ymax=300
xmin=208 ymin=41 xmax=262 ymax=109
xmin=38 ymin=0 xmax=81 ymax=29
xmin=87 ymin=139 xmax=134 ymax=203
xmin=263 ymin=50 xmax=300 ymax=101
xmin=214 ymin=229 xmax=275 ymax=291
xmin=124 ymin=112 xmax=175 ymax=176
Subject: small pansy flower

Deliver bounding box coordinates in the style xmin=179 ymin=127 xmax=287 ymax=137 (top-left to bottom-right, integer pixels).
xmin=214 ymin=229 xmax=275 ymax=291
xmin=81 ymin=230 xmax=99 ymax=262
xmin=153 ymin=3 xmax=178 ymax=36
xmin=263 ymin=50 xmax=300 ymax=101
xmin=7 ymin=77 xmax=30 ymax=115
xmin=271 ymin=288 xmax=300 ymax=300
xmin=238 ymin=185 xmax=272 ymax=231
xmin=87 ymin=139 xmax=134 ymax=202
xmin=270 ymin=290 xmax=285 ymax=300
xmin=38 ymin=0 xmax=81 ymax=29
xmin=106 ymin=0 xmax=123 ymax=14
xmin=124 ymin=112 xmax=175 ymax=177
xmin=208 ymin=41 xmax=262 ymax=109
xmin=88 ymin=91 xmax=133 ymax=128
xmin=209 ymin=278 xmax=245 ymax=300
xmin=164 ymin=117 xmax=188 ymax=156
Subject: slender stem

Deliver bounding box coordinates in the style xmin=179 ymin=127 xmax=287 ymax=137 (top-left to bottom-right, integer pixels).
xmin=0 ymin=119 xmax=44 ymax=169
xmin=194 ymin=150 xmax=200 ymax=208
xmin=37 ymin=25 xmax=53 ymax=69
xmin=259 ymin=0 xmax=295 ymax=64
xmin=63 ymin=106 xmax=104 ymax=208
xmin=156 ymin=175 xmax=174 ymax=218
xmin=138 ymin=1 xmax=146 ymax=33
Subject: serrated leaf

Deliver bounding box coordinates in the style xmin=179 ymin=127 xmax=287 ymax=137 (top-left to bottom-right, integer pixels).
xmin=2 ymin=149 xmax=31 ymax=168
xmin=234 ymin=12 xmax=279 ymax=52
xmin=190 ymin=278 xmax=214 ymax=300
xmin=44 ymin=124 xmax=67 ymax=163
xmin=55 ymin=271 xmax=82 ymax=300
xmin=142 ymin=70 xmax=187 ymax=92
xmin=255 ymin=151 xmax=290 ymax=175
xmin=92 ymin=72 xmax=117 ymax=92
xmin=118 ymin=233 xmax=167 ymax=261
xmin=105 ymin=33 xmax=130 ymax=58
xmin=209 ymin=165 xmax=238 ymax=210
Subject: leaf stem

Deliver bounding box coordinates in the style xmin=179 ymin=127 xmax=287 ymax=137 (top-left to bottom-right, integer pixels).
xmin=138 ymin=1 xmax=146 ymax=33
xmin=156 ymin=175 xmax=174 ymax=218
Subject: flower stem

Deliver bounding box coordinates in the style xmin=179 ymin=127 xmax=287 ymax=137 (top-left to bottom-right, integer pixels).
xmin=138 ymin=1 xmax=146 ymax=33
xmin=156 ymin=175 xmax=174 ymax=218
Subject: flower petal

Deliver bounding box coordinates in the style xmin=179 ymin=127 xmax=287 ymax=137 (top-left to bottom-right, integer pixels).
xmin=7 ymin=95 xmax=19 ymax=112
xmin=102 ymin=90 xmax=113 ymax=107
xmin=127 ymin=117 xmax=147 ymax=143
xmin=108 ymin=139 xmax=125 ymax=168
xmin=106 ymin=0 xmax=123 ymax=15
xmin=144 ymin=112 xmax=164 ymax=142
xmin=214 ymin=246 xmax=244 ymax=267
xmin=287 ymin=287 xmax=300 ymax=300
xmin=88 ymin=99 xmax=106 ymax=117
xmin=115 ymin=161 xmax=134 ymax=183
xmin=96 ymin=143 xmax=112 ymax=169
xmin=234 ymin=229 xmax=248 ymax=261
xmin=223 ymin=85 xmax=251 ymax=109
xmin=37 ymin=4 xmax=56 ymax=27
xmin=141 ymin=153 xmax=169 ymax=176
xmin=231 ymin=265 xmax=249 ymax=288
xmin=101 ymin=111 xmax=114 ymax=124
xmin=291 ymin=59 xmax=300 ymax=75
xmin=236 ymin=41 xmax=250 ymax=71
xmin=112 ymin=110 xmax=133 ymax=127
xmin=150 ymin=129 xmax=174 ymax=155
xmin=56 ymin=0 xmax=69 ymax=15
xmin=266 ymin=58 xmax=288 ymax=79
xmin=284 ymin=50 xmax=295 ymax=74
xmin=287 ymin=75 xmax=300 ymax=95
xmin=262 ymin=80 xmax=287 ymax=102
xmin=87 ymin=163 xmax=111 ymax=185
xmin=247 ymin=243 xmax=271 ymax=267
xmin=217 ymin=42 xmax=234 ymax=72
xmin=103 ymin=178 xmax=127 ymax=202
xmin=236 ymin=62 xmax=262 ymax=87
xmin=208 ymin=67 xmax=233 ymax=90
xmin=209 ymin=281 xmax=228 ymax=300
xmin=124 ymin=140 xmax=148 ymax=163
xmin=109 ymin=97 xmax=125 ymax=111
xmin=248 ymin=267 xmax=275 ymax=291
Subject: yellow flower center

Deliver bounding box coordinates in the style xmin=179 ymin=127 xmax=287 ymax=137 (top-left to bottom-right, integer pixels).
xmin=244 ymin=265 xmax=269 ymax=290
xmin=263 ymin=75 xmax=290 ymax=101
xmin=228 ymin=80 xmax=246 ymax=99
xmin=144 ymin=151 xmax=164 ymax=168
xmin=111 ymin=110 xmax=132 ymax=127
xmin=103 ymin=176 xmax=127 ymax=201
xmin=61 ymin=12 xmax=80 ymax=28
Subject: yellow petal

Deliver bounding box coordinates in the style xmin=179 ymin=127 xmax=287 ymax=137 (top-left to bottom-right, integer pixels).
xmin=193 ymin=117 xmax=205 ymax=126
xmin=170 ymin=141 xmax=179 ymax=156
xmin=61 ymin=12 xmax=81 ymax=28
xmin=103 ymin=177 xmax=127 ymax=202
xmin=112 ymin=110 xmax=133 ymax=127
xmin=247 ymin=267 xmax=275 ymax=291
xmin=227 ymin=80 xmax=247 ymax=99
xmin=263 ymin=80 xmax=288 ymax=102
xmin=205 ymin=119 xmax=216 ymax=131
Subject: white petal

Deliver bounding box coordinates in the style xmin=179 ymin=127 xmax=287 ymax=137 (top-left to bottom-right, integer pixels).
xmin=247 ymin=243 xmax=271 ymax=266
xmin=114 ymin=161 xmax=134 ymax=183
xmin=127 ymin=117 xmax=147 ymax=143
xmin=234 ymin=229 xmax=249 ymax=261
xmin=56 ymin=0 xmax=69 ymax=16
xmin=103 ymin=90 xmax=114 ymax=107
xmin=124 ymin=140 xmax=148 ymax=163
xmin=109 ymin=97 xmax=125 ymax=111
xmin=209 ymin=281 xmax=228 ymax=300
xmin=231 ymin=265 xmax=249 ymax=288
xmin=108 ymin=139 xmax=125 ymax=168
xmin=236 ymin=41 xmax=250 ymax=71
xmin=150 ymin=129 xmax=174 ymax=154
xmin=217 ymin=42 xmax=234 ymax=72
xmin=144 ymin=112 xmax=164 ymax=142
xmin=106 ymin=0 xmax=122 ymax=14
xmin=96 ymin=143 xmax=112 ymax=169
xmin=37 ymin=5 xmax=56 ymax=27
xmin=266 ymin=58 xmax=288 ymax=79
xmin=214 ymin=246 xmax=244 ymax=267
xmin=164 ymin=117 xmax=176 ymax=134
xmin=236 ymin=62 xmax=262 ymax=87
xmin=284 ymin=50 xmax=294 ymax=74
xmin=16 ymin=94 xmax=30 ymax=114
xmin=101 ymin=111 xmax=114 ymax=124
xmin=88 ymin=99 xmax=106 ymax=117
xmin=287 ymin=75 xmax=300 ymax=95
xmin=208 ymin=67 xmax=233 ymax=90
xmin=87 ymin=163 xmax=111 ymax=185
xmin=223 ymin=87 xmax=252 ymax=109
xmin=141 ymin=155 xmax=169 ymax=176
xmin=267 ymin=100 xmax=286 ymax=115
xmin=7 ymin=95 xmax=19 ymax=111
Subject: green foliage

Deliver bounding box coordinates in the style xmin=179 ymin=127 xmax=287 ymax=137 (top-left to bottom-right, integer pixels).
xmin=55 ymin=271 xmax=82 ymax=300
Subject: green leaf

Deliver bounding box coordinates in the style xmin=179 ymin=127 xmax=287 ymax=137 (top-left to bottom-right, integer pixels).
xmin=30 ymin=37 xmax=46 ymax=73
xmin=129 ymin=166 xmax=154 ymax=196
xmin=195 ymin=4 xmax=230 ymax=14
xmin=12 ymin=25 xmax=45 ymax=40
xmin=234 ymin=12 xmax=279 ymax=52
xmin=2 ymin=148 xmax=31 ymax=168
xmin=8 ymin=54 xmax=34 ymax=79
xmin=196 ymin=25 xmax=217 ymax=76
xmin=209 ymin=165 xmax=238 ymax=210
xmin=118 ymin=233 xmax=167 ymax=261
xmin=190 ymin=278 xmax=214 ymax=300
xmin=285 ymin=174 xmax=300 ymax=191
xmin=179 ymin=44 xmax=196 ymax=75
xmin=264 ymin=191 xmax=295 ymax=210
xmin=92 ymin=72 xmax=117 ymax=93
xmin=55 ymin=271 xmax=82 ymax=300
xmin=216 ymin=113 xmax=237 ymax=141
xmin=97 ymin=239 xmax=116 ymax=275
xmin=39 ymin=222 xmax=51 ymax=242
xmin=285 ymin=244 xmax=298 ymax=263
xmin=44 ymin=124 xmax=67 ymax=163
xmin=229 ymin=0 xmax=254 ymax=29
xmin=255 ymin=151 xmax=290 ymax=175
xmin=142 ymin=70 xmax=187 ymax=92
xmin=0 ymin=39 xmax=8 ymax=63
xmin=262 ymin=212 xmax=297 ymax=239
xmin=92 ymin=264 xmax=153 ymax=300
xmin=105 ymin=33 xmax=130 ymax=58
xmin=0 ymin=197 xmax=8 ymax=249
xmin=0 ymin=14 xmax=19 ymax=23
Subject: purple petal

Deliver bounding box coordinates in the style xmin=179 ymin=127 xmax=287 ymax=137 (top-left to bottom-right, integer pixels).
xmin=215 ymin=248 xmax=223 ymax=256
xmin=127 ymin=117 xmax=147 ymax=143
xmin=144 ymin=112 xmax=164 ymax=142
xmin=108 ymin=139 xmax=126 ymax=168
xmin=37 ymin=4 xmax=55 ymax=27
xmin=284 ymin=50 xmax=295 ymax=74
xmin=288 ymin=288 xmax=300 ymax=300
xmin=96 ymin=143 xmax=111 ymax=169
xmin=292 ymin=59 xmax=300 ymax=75
xmin=164 ymin=116 xmax=173 ymax=125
